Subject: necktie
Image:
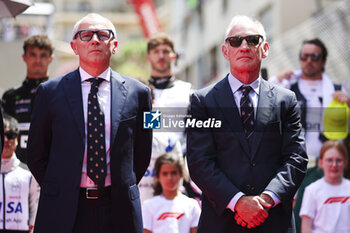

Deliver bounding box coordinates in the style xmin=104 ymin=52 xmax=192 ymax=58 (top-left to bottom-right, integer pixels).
xmin=240 ymin=85 xmax=255 ymax=139
xmin=87 ymin=77 xmax=107 ymax=188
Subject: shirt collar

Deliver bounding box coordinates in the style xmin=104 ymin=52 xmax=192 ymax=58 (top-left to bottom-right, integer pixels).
xmin=79 ymin=67 xmax=111 ymax=83
xmin=228 ymin=73 xmax=260 ymax=95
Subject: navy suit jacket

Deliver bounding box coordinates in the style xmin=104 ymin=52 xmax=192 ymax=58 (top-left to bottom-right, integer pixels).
xmin=187 ymin=76 xmax=308 ymax=233
xmin=27 ymin=69 xmax=152 ymax=233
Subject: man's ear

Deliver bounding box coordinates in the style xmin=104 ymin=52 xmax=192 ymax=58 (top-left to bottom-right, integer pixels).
xmin=262 ymin=42 xmax=269 ymax=59
xmin=49 ymin=54 xmax=54 ymax=63
xmin=70 ymin=41 xmax=78 ymax=55
xmin=222 ymin=44 xmax=229 ymax=61
xmin=112 ymin=41 xmax=118 ymax=54
xmin=170 ymin=51 xmax=177 ymax=61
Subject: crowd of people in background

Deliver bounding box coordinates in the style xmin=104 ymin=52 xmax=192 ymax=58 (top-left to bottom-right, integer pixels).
xmin=0 ymin=19 xmax=45 ymax=42
xmin=0 ymin=12 xmax=349 ymax=233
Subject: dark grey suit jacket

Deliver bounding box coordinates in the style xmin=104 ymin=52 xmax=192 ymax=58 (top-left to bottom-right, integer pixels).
xmin=187 ymin=76 xmax=308 ymax=233
xmin=27 ymin=69 xmax=152 ymax=233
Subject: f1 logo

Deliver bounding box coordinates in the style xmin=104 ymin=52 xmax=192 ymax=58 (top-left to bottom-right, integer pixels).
xmin=143 ymin=110 xmax=161 ymax=129
xmin=324 ymin=196 xmax=350 ymax=204
xmin=157 ymin=212 xmax=184 ymax=220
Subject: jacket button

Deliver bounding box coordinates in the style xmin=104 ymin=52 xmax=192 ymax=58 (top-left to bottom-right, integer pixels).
xmin=251 ymin=161 xmax=256 ymax=167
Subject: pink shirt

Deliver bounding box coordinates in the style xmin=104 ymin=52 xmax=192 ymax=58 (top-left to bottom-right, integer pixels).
xmin=79 ymin=67 xmax=111 ymax=188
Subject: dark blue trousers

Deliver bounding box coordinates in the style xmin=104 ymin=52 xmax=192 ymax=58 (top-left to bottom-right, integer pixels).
xmin=71 ymin=192 xmax=113 ymax=233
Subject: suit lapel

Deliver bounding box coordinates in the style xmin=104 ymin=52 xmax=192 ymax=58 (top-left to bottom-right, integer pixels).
xmin=213 ymin=76 xmax=250 ymax=157
xmin=250 ymin=79 xmax=275 ymax=159
xmin=62 ymin=69 xmax=85 ymax=146
xmin=110 ymin=71 xmax=127 ymax=145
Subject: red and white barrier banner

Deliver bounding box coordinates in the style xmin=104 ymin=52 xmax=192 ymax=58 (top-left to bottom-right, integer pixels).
xmin=129 ymin=0 xmax=162 ymax=38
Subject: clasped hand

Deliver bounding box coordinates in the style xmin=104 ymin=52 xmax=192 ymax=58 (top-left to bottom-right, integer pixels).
xmin=234 ymin=194 xmax=273 ymax=229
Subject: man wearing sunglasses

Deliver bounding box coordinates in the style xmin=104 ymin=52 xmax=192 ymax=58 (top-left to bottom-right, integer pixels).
xmin=270 ymin=38 xmax=350 ymax=233
xmin=271 ymin=39 xmax=349 ymax=161
xmin=187 ymin=15 xmax=307 ymax=233
xmin=26 ymin=13 xmax=152 ymax=233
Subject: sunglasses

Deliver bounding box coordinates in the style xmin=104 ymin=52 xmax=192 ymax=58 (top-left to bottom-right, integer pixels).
xmin=225 ymin=35 xmax=263 ymax=47
xmin=74 ymin=29 xmax=114 ymax=42
xmin=299 ymin=53 xmax=322 ymax=61
xmin=4 ymin=131 xmax=18 ymax=140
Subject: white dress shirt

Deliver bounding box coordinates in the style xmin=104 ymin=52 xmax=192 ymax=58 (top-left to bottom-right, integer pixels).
xmin=226 ymin=73 xmax=280 ymax=212
xmin=79 ymin=67 xmax=111 ymax=188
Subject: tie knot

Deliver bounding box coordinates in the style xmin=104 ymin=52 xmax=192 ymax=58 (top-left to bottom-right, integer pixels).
xmin=88 ymin=77 xmax=104 ymax=85
xmin=87 ymin=77 xmax=104 ymax=93
xmin=239 ymin=85 xmax=252 ymax=95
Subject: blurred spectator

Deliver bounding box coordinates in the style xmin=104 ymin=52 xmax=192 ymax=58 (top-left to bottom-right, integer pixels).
xmin=146 ymin=32 xmax=192 ymax=141
xmin=293 ymin=158 xmax=324 ymax=233
xmin=2 ymin=19 xmax=15 ymax=41
xmin=0 ymin=114 xmax=40 ymax=233
xmin=270 ymin=38 xmax=349 ymax=164
xmin=139 ymin=129 xmax=183 ymax=205
xmin=142 ymin=153 xmax=200 ymax=233
xmin=2 ymin=35 xmax=54 ymax=165
xmin=299 ymin=140 xmax=350 ymax=233
xmin=139 ymin=33 xmax=197 ymax=204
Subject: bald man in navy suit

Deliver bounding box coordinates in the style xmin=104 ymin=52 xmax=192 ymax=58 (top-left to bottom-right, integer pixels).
xmin=27 ymin=13 xmax=152 ymax=233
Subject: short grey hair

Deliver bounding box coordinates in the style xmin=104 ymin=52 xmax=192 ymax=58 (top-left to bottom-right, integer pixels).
xmin=3 ymin=114 xmax=19 ymax=134
xmin=224 ymin=15 xmax=266 ymax=42
xmin=71 ymin=13 xmax=117 ymax=41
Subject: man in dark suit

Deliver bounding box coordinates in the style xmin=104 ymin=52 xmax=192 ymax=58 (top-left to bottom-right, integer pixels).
xmin=187 ymin=15 xmax=308 ymax=233
xmin=27 ymin=13 xmax=152 ymax=233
